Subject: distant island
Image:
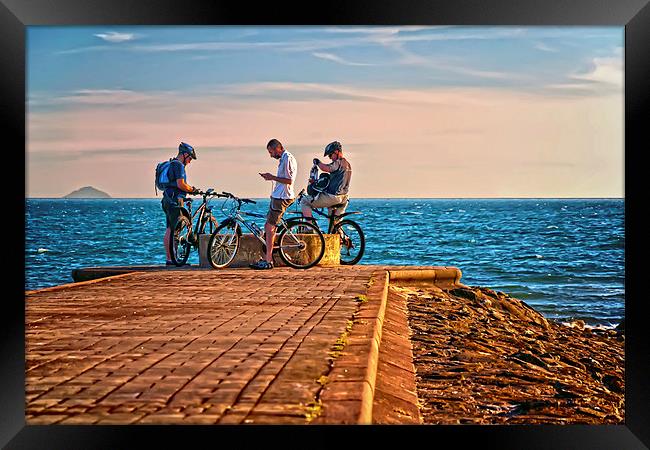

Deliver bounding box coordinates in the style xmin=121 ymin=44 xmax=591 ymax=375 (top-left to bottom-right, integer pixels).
xmin=63 ymin=186 xmax=111 ymax=199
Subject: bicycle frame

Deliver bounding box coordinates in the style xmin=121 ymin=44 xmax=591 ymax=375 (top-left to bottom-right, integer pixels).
xmin=243 ymin=212 xmax=305 ymax=251
xmin=220 ymin=197 xmax=308 ymax=251
xmin=181 ymin=195 xmax=217 ymax=242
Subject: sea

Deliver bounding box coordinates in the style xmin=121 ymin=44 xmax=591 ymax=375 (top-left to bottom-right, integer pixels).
xmin=25 ymin=198 xmax=624 ymax=328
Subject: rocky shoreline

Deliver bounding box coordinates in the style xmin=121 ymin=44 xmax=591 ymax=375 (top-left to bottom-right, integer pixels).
xmin=394 ymin=284 xmax=624 ymax=424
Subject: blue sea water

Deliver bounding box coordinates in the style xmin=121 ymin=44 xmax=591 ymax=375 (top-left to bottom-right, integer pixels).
xmin=25 ymin=198 xmax=624 ymax=327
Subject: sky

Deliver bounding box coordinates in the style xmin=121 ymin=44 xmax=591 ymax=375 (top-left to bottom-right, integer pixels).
xmin=27 ymin=26 xmax=624 ymax=198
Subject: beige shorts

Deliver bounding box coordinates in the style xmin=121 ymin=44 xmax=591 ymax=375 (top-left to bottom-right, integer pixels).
xmin=300 ymin=192 xmax=348 ymax=215
xmin=266 ymin=197 xmax=294 ymax=225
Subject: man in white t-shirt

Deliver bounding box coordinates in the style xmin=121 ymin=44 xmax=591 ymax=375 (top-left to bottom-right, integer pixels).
xmin=251 ymin=138 xmax=298 ymax=269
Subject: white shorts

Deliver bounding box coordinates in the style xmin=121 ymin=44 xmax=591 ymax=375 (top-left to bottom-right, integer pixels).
xmin=300 ymin=192 xmax=348 ymax=215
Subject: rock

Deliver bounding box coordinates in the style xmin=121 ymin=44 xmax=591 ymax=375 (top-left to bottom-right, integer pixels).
xmin=602 ymin=375 xmax=624 ymax=394
xmin=398 ymin=283 xmax=625 ymax=425
xmin=615 ymin=319 xmax=625 ymax=331
xmin=509 ymin=351 xmax=549 ymax=369
xmin=553 ymin=381 xmax=581 ymax=399
xmin=449 ymin=288 xmax=478 ymax=301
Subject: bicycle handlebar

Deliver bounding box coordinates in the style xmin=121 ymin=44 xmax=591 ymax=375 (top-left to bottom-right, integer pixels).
xmin=221 ymin=191 xmax=256 ymax=204
xmin=190 ymin=191 xmax=225 ymax=197
xmin=189 ymin=189 xmax=227 ymax=198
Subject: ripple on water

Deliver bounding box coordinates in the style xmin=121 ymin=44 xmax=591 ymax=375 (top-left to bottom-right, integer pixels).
xmin=25 ymin=198 xmax=624 ymax=325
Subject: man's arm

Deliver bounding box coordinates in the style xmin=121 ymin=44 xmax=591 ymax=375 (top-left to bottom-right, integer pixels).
xmin=176 ymin=178 xmax=196 ymax=192
xmin=317 ymin=162 xmax=331 ymax=173
xmin=170 ymin=161 xmax=196 ymax=193
xmin=315 ymin=159 xmax=338 ymax=173
xmin=259 ymin=173 xmax=292 ymax=184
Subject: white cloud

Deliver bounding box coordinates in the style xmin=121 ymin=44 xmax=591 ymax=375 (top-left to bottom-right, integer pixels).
xmin=56 ymin=45 xmax=111 ymax=55
xmin=93 ymin=27 xmax=528 ymax=55
xmin=571 ymin=56 xmax=623 ymax=87
xmin=322 ymin=26 xmax=437 ymax=35
xmin=214 ymin=82 xmax=389 ymax=102
xmin=67 ymin=89 xmax=159 ymax=104
xmin=545 ymin=48 xmax=623 ymax=95
xmin=545 ymin=83 xmax=594 ymax=91
xmin=385 ymin=42 xmax=518 ymax=80
xmin=311 ymin=52 xmax=374 ymax=66
xmin=370 ymin=28 xmax=527 ymax=46
xmin=33 ymin=89 xmax=162 ymax=106
xmin=534 ymin=42 xmax=558 ymax=52
xmin=94 ymin=32 xmax=136 ymax=43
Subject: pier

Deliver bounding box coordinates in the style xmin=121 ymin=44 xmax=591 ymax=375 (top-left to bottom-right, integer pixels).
xmin=25 ymin=265 xmax=463 ymax=424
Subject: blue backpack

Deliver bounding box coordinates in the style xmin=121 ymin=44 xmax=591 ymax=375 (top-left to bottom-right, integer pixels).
xmin=155 ymin=158 xmax=174 ymax=195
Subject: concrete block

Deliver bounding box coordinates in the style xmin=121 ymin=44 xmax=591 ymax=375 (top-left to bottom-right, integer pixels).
xmin=198 ymin=233 xmax=340 ymax=268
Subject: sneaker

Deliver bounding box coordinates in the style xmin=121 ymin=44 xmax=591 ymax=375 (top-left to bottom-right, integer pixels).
xmin=167 ymin=260 xmax=191 ymax=267
xmin=249 ymin=259 xmax=274 ymax=270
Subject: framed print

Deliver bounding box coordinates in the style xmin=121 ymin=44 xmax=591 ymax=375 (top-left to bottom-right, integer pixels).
xmin=4 ymin=0 xmax=649 ymax=447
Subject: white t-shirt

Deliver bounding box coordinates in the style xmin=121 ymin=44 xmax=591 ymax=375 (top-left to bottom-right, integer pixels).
xmin=271 ymin=150 xmax=297 ymax=199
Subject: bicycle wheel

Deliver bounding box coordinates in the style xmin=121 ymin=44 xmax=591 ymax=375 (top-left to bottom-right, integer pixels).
xmin=169 ymin=216 xmax=192 ymax=266
xmin=277 ymin=221 xmax=325 ymax=269
xmin=333 ymin=219 xmax=365 ymax=265
xmin=208 ymin=221 xmax=240 ymax=269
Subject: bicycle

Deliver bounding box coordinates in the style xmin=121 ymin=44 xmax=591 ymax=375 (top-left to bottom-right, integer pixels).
xmin=168 ymin=188 xmax=225 ymax=266
xmin=291 ymin=189 xmax=365 ymax=265
xmin=207 ymin=192 xmax=325 ymax=269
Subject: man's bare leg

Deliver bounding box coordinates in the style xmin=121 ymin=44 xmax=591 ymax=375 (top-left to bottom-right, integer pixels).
xmin=264 ymin=222 xmax=275 ymax=263
xmin=301 ymin=203 xmax=313 ymax=219
xmin=164 ymin=227 xmax=172 ymax=261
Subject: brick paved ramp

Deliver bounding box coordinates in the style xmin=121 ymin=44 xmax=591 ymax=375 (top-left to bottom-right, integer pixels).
xmin=26 ymin=265 xmax=461 ymax=424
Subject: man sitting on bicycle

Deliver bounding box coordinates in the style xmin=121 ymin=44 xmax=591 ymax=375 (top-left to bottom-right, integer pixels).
xmin=162 ymin=142 xmax=200 ymax=266
xmin=300 ymin=140 xmax=352 ymax=221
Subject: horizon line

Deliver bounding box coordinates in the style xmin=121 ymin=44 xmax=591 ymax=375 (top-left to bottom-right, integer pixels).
xmin=26 ymin=196 xmax=625 ymax=200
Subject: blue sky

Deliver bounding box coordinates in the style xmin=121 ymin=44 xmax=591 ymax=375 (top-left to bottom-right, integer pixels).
xmin=27 ymin=26 xmax=623 ymax=198
xmin=28 ymin=26 xmax=622 ymax=94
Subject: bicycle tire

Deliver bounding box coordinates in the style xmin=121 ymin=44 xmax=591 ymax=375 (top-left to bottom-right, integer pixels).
xmin=169 ymin=215 xmax=192 ymax=266
xmin=334 ymin=219 xmax=365 ymax=265
xmin=207 ymin=221 xmax=240 ymax=269
xmin=277 ymin=221 xmax=325 ymax=269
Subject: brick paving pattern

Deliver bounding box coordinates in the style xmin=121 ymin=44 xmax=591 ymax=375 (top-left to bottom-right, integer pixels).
xmin=371 ymin=286 xmax=422 ymax=424
xmin=25 ymin=267 xmax=379 ymax=424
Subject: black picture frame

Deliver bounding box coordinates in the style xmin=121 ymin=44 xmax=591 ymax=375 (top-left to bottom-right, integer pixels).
xmin=4 ymin=0 xmax=648 ymax=447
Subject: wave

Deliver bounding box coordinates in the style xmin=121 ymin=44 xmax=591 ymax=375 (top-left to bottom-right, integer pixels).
xmin=595 ymin=242 xmax=625 ymax=250
xmin=25 ymin=198 xmax=625 ymax=325
xmin=560 ymin=320 xmax=620 ymax=330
